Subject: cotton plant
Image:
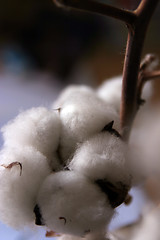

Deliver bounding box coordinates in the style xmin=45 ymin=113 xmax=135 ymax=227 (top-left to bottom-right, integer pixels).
xmin=1 ymin=0 xmax=160 ymax=239
xmin=0 ymin=69 xmax=159 ymax=239
xmin=0 ymin=72 xmax=158 ymax=238
xmin=0 ymin=79 xmax=134 ymax=239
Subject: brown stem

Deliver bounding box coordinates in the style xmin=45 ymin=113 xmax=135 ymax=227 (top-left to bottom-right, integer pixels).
xmin=142 ymin=70 xmax=160 ymax=81
xmin=53 ymin=0 xmax=136 ymax=26
xmin=120 ymin=0 xmax=159 ymax=140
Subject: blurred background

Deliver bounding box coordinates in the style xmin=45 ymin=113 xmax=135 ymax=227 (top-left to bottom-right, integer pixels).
xmin=0 ymin=0 xmax=160 ymax=239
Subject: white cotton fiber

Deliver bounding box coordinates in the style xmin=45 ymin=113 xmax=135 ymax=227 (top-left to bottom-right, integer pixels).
xmin=97 ymin=76 xmax=153 ymax=113
xmin=36 ymin=171 xmax=113 ymax=237
xmin=53 ymin=85 xmax=120 ymax=162
xmin=97 ymin=76 xmax=122 ymax=113
xmin=0 ymin=146 xmax=51 ymax=229
xmin=1 ymin=107 xmax=61 ymax=169
xmin=69 ymin=132 xmax=131 ymax=187
xmin=129 ymin=109 xmax=160 ymax=184
xmin=58 ymin=231 xmax=108 ymax=240
xmin=131 ymin=207 xmax=160 ymax=240
xmin=53 ymin=85 xmax=96 ymax=109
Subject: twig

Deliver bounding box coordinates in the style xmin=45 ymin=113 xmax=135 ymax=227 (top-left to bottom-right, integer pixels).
xmin=142 ymin=70 xmax=160 ymax=81
xmin=120 ymin=0 xmax=159 ymax=140
xmin=53 ymin=0 xmax=135 ymax=26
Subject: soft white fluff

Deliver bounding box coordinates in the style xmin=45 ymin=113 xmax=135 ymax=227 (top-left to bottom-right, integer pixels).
xmin=97 ymin=76 xmax=153 ymax=113
xmin=70 ymin=132 xmax=131 ymax=186
xmin=1 ymin=107 xmax=61 ymax=169
xmin=37 ymin=171 xmax=113 ymax=237
xmin=53 ymin=85 xmax=96 ymax=109
xmin=0 ymin=146 xmax=51 ymax=228
xmin=129 ymin=109 xmax=160 ymax=184
xmin=131 ymin=207 xmax=160 ymax=240
xmin=53 ymin=85 xmax=120 ymax=162
xmin=58 ymin=231 xmax=108 ymax=240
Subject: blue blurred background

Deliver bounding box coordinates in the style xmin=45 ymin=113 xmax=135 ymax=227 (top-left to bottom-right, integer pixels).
xmin=0 ymin=0 xmax=160 ymax=239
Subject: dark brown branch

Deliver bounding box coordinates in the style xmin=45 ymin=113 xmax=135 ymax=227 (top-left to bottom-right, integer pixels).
xmin=53 ymin=0 xmax=136 ymax=26
xmin=120 ymin=0 xmax=159 ymax=140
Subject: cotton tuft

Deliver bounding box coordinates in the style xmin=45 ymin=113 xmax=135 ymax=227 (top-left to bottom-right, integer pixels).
xmin=0 ymin=146 xmax=51 ymax=228
xmin=53 ymin=85 xmax=96 ymax=109
xmin=1 ymin=107 xmax=61 ymax=169
xmin=97 ymin=76 xmax=153 ymax=113
xmin=36 ymin=171 xmax=113 ymax=237
xmin=69 ymin=132 xmax=131 ymax=187
xmin=53 ymin=85 xmax=120 ymax=162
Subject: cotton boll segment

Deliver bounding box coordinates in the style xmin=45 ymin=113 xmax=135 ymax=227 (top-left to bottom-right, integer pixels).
xmin=70 ymin=132 xmax=131 ymax=208
xmin=0 ymin=146 xmax=51 ymax=229
xmin=97 ymin=76 xmax=153 ymax=113
xmin=53 ymin=85 xmax=120 ymax=162
xmin=70 ymin=131 xmax=131 ymax=187
xmin=97 ymin=76 xmax=122 ymax=113
xmin=53 ymin=85 xmax=96 ymax=109
xmin=1 ymin=107 xmax=61 ymax=169
xmin=36 ymin=171 xmax=114 ymax=237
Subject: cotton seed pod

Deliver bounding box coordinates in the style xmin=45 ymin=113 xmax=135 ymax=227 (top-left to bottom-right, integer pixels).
xmin=35 ymin=171 xmax=114 ymax=237
xmin=1 ymin=107 xmax=61 ymax=169
xmin=69 ymin=131 xmax=132 ymax=208
xmin=97 ymin=76 xmax=153 ymax=113
xmin=53 ymin=85 xmax=120 ymax=162
xmin=0 ymin=146 xmax=52 ymax=229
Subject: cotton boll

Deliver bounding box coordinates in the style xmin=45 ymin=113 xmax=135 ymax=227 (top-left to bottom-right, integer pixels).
xmin=1 ymin=107 xmax=61 ymax=169
xmin=69 ymin=132 xmax=131 ymax=208
xmin=0 ymin=146 xmax=52 ymax=229
xmin=70 ymin=132 xmax=131 ymax=187
xmin=97 ymin=76 xmax=153 ymax=113
xmin=54 ymin=85 xmax=120 ymax=162
xmin=36 ymin=171 xmax=114 ymax=237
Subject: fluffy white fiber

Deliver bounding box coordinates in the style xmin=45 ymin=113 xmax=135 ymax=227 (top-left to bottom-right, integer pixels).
xmin=69 ymin=132 xmax=131 ymax=187
xmin=36 ymin=171 xmax=113 ymax=237
xmin=129 ymin=109 xmax=160 ymax=184
xmin=53 ymin=85 xmax=120 ymax=162
xmin=53 ymin=85 xmax=96 ymax=109
xmin=97 ymin=76 xmax=153 ymax=113
xmin=0 ymin=146 xmax=51 ymax=228
xmin=58 ymin=231 xmax=108 ymax=240
xmin=131 ymin=207 xmax=160 ymax=240
xmin=1 ymin=107 xmax=61 ymax=168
